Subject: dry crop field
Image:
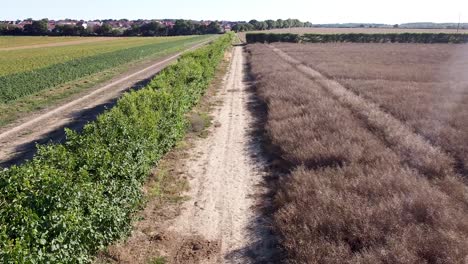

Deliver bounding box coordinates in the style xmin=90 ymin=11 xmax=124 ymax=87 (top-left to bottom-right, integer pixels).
xmin=247 ymin=43 xmax=468 ymax=263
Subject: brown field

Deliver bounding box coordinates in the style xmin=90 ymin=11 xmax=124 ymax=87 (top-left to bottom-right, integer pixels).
xmin=246 ymin=43 xmax=468 ymax=263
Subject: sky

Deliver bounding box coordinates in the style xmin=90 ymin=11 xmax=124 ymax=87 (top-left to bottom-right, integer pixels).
xmin=1 ymin=0 xmax=467 ymax=24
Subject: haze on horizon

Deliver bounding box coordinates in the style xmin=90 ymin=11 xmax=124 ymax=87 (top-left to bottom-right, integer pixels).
xmin=1 ymin=0 xmax=467 ymax=25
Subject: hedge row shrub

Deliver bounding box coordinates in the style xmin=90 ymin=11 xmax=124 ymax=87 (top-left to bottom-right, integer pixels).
xmin=0 ymin=33 xmax=233 ymax=263
xmin=246 ymin=32 xmax=468 ymax=44
xmin=246 ymin=33 xmax=300 ymax=43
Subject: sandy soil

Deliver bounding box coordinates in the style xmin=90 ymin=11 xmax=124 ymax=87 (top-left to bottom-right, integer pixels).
xmin=0 ymin=40 xmax=212 ymax=167
xmin=167 ymin=46 xmax=276 ymax=263
xmin=0 ymin=37 xmax=116 ymax=51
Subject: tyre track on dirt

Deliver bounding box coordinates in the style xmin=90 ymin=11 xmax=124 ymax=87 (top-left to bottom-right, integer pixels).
xmin=0 ymin=39 xmax=214 ymax=166
xmin=165 ymin=46 xmax=277 ymax=263
xmin=269 ymin=45 xmax=465 ymax=183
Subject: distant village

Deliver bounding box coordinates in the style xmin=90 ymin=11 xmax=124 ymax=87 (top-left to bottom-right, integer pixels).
xmin=0 ymin=18 xmax=317 ymax=37
xmin=0 ymin=18 xmax=236 ymax=32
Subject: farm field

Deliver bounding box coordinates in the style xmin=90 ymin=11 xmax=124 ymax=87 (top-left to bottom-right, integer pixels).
xmin=0 ymin=36 xmax=210 ymax=103
xmin=0 ymin=36 xmax=212 ymax=127
xmin=247 ymin=43 xmax=468 ymax=263
xmin=0 ymin=36 xmax=86 ymax=48
xmin=277 ymin=43 xmax=468 ymax=175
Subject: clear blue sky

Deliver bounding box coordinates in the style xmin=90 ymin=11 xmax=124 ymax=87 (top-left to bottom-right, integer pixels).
xmin=1 ymin=0 xmax=467 ymax=24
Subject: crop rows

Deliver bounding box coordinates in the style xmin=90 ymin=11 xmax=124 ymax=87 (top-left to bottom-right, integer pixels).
xmin=247 ymin=44 xmax=468 ymax=263
xmin=0 ymin=36 xmax=210 ymax=103
xmin=277 ymin=42 xmax=468 ymax=176
xmin=0 ymin=33 xmax=232 ymax=263
xmin=0 ymin=36 xmax=192 ymax=76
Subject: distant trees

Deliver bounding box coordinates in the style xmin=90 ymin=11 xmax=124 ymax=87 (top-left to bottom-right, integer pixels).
xmin=52 ymin=24 xmax=86 ymax=36
xmin=0 ymin=19 xmax=223 ymax=37
xmin=232 ymin=23 xmax=255 ymax=32
xmin=124 ymin=20 xmax=222 ymax=36
xmin=232 ymin=18 xmax=312 ymax=32
xmin=95 ymin=23 xmax=114 ymax=36
xmin=23 ymin=19 xmax=48 ymax=35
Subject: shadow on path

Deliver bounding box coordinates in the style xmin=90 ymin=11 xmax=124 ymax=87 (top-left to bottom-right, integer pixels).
xmin=224 ymin=46 xmax=286 ymax=264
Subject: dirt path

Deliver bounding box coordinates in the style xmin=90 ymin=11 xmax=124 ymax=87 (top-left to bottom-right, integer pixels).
xmin=163 ymin=45 xmax=275 ymax=263
xmin=0 ymin=39 xmax=213 ymax=166
xmin=0 ymin=37 xmax=115 ymax=51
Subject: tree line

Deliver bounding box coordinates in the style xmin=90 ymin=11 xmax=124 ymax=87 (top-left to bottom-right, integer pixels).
xmin=0 ymin=19 xmax=223 ymax=36
xmin=246 ymin=32 xmax=468 ymax=44
xmin=232 ymin=19 xmax=313 ymax=32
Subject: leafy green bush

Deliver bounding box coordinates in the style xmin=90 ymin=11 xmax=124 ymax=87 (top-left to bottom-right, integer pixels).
xmin=246 ymin=33 xmax=300 ymax=43
xmin=0 ymin=33 xmax=233 ymax=263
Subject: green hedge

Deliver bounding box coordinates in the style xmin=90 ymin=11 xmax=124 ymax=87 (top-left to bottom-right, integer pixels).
xmin=246 ymin=33 xmax=300 ymax=43
xmin=0 ymin=33 xmax=233 ymax=263
xmin=246 ymin=32 xmax=468 ymax=44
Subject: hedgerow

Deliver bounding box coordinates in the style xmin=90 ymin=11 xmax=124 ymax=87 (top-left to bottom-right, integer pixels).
xmin=0 ymin=36 xmax=209 ymax=103
xmin=0 ymin=33 xmax=233 ymax=263
xmin=245 ymin=33 xmax=300 ymax=43
xmin=245 ymin=32 xmax=468 ymax=44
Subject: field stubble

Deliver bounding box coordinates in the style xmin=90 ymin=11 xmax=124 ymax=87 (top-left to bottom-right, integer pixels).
xmin=247 ymin=43 xmax=468 ymax=263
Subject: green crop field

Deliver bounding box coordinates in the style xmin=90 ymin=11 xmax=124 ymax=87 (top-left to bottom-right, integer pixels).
xmin=0 ymin=35 xmax=211 ymax=103
xmin=0 ymin=36 xmax=85 ymax=48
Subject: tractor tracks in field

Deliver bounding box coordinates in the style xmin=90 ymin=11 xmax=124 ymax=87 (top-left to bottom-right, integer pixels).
xmin=0 ymin=39 xmax=213 ymax=167
xmin=269 ymin=45 xmax=462 ymax=181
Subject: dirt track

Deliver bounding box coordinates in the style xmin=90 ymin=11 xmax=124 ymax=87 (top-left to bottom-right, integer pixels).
xmin=165 ymin=46 xmax=275 ymax=263
xmin=0 ymin=39 xmax=212 ymax=166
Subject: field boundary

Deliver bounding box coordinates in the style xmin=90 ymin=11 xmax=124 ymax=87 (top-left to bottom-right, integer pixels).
xmin=246 ymin=32 xmax=468 ymax=43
